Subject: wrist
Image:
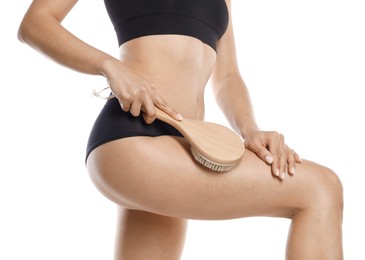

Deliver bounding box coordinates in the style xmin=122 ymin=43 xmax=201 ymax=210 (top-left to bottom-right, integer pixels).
xmin=239 ymin=124 xmax=260 ymax=139
xmin=100 ymin=57 xmax=125 ymax=78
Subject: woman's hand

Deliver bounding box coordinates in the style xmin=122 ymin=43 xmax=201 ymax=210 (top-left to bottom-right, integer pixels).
xmin=101 ymin=59 xmax=183 ymax=124
xmin=244 ymin=130 xmax=302 ymax=180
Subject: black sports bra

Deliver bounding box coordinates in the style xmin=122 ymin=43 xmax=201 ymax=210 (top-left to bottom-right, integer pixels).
xmin=104 ymin=0 xmax=229 ymax=51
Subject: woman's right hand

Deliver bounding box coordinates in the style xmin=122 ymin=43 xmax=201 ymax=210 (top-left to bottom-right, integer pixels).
xmin=101 ymin=59 xmax=183 ymax=124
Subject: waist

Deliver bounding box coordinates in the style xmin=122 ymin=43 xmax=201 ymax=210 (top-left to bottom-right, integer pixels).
xmin=118 ymin=35 xmax=217 ymax=119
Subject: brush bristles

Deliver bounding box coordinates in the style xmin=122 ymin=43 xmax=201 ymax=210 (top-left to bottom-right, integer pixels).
xmin=191 ymin=148 xmax=237 ymax=172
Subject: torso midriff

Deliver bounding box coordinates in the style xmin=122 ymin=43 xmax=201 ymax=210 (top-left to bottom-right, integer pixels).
xmin=119 ymin=35 xmax=217 ymax=120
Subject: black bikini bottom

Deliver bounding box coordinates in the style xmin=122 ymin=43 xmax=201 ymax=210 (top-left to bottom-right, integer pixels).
xmin=86 ymin=98 xmax=183 ymax=161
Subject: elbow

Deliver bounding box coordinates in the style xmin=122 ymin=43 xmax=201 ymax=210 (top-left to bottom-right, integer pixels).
xmin=17 ymin=18 xmax=31 ymax=44
xmin=17 ymin=22 xmax=27 ymax=43
xmin=17 ymin=12 xmax=41 ymax=45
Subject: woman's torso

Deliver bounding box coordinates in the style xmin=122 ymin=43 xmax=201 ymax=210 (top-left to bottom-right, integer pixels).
xmin=119 ymin=35 xmax=216 ymax=120
xmin=104 ymin=0 xmax=229 ymax=119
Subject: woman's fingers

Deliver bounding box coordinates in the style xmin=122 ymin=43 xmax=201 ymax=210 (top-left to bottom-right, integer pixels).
xmin=278 ymin=134 xmax=288 ymax=180
xmin=129 ymin=100 xmax=142 ymax=117
xmin=114 ymin=81 xmax=182 ymax=123
xmin=287 ymin=148 xmax=297 ymax=176
xmin=263 ymin=131 xmax=281 ymax=178
xmin=105 ymin=63 xmax=182 ymax=123
xmin=248 ymin=131 xmax=300 ymax=181
xmin=140 ymin=87 xmax=183 ymax=123
xmin=154 ymin=101 xmax=183 ymax=121
xmin=244 ymin=136 xmax=273 ymax=164
xmin=118 ymin=99 xmax=130 ymax=112
xmin=142 ymin=98 xmax=157 ymax=124
xmin=294 ymin=151 xmax=302 ymax=163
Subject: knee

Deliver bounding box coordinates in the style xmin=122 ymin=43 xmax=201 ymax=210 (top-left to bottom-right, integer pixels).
xmin=290 ymin=166 xmax=343 ymax=219
xmin=311 ymin=166 xmax=344 ymax=214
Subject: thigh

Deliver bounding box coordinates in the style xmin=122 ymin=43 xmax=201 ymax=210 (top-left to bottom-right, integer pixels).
xmin=87 ymin=136 xmax=337 ymax=220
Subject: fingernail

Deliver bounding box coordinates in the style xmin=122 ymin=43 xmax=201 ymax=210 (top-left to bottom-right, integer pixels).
xmin=275 ymin=169 xmax=280 ymax=177
xmin=291 ymin=167 xmax=296 ymax=175
xmin=265 ymin=156 xmax=273 ymax=164
xmin=280 ymin=172 xmax=285 ymax=180
xmin=176 ymin=113 xmax=183 ymax=121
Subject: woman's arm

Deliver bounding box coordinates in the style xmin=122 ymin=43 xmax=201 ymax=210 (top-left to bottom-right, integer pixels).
xmin=18 ymin=0 xmax=182 ymax=122
xmin=211 ymin=0 xmax=301 ymax=179
xmin=18 ymin=0 xmax=116 ymax=75
xmin=211 ymin=1 xmax=259 ymax=138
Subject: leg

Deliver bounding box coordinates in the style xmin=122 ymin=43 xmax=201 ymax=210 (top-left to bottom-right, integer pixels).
xmin=114 ymin=208 xmax=187 ymax=260
xmin=285 ymin=166 xmax=343 ymax=259
xmin=87 ymin=136 xmax=343 ymax=259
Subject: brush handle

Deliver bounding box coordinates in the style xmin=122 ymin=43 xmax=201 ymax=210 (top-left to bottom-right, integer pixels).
xmin=155 ymin=108 xmax=245 ymax=165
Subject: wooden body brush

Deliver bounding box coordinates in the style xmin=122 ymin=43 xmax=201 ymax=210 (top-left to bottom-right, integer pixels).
xmin=155 ymin=108 xmax=245 ymax=172
xmin=93 ymin=88 xmax=244 ymax=172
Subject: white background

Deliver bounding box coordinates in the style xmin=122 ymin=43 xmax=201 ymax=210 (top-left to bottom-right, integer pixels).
xmin=1 ymin=0 xmax=364 ymax=259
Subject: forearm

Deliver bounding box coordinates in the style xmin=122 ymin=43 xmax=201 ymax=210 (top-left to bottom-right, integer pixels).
xmin=18 ymin=9 xmax=118 ymax=77
xmin=212 ymin=72 xmax=259 ymax=138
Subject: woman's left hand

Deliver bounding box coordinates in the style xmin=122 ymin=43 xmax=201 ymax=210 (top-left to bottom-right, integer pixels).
xmin=244 ymin=130 xmax=302 ymax=180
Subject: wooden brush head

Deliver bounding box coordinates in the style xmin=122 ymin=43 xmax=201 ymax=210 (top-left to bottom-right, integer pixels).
xmin=155 ymin=108 xmax=245 ymax=171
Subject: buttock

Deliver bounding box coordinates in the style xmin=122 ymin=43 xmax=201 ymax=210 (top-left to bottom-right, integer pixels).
xmin=86 ymin=98 xmax=183 ymax=161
